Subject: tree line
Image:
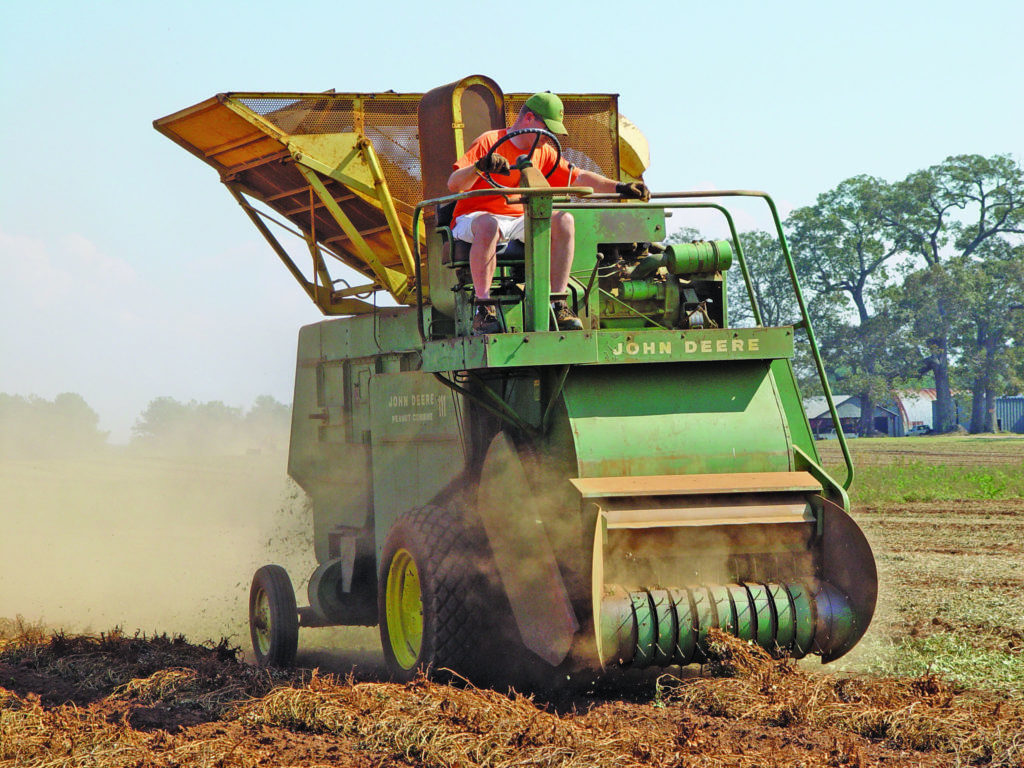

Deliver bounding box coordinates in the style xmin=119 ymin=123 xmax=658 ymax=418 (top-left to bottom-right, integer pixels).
xmin=707 ymin=153 xmax=1023 ymax=434
xmin=0 ymin=393 xmax=290 ymax=457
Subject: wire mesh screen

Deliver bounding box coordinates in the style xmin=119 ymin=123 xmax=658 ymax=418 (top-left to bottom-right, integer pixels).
xmin=234 ymin=92 xmax=619 ymax=208
xmin=238 ymin=96 xmax=357 ymax=134
xmin=363 ymin=97 xmax=422 ymax=210
xmin=237 ymin=94 xmax=424 ymax=207
xmin=504 ymin=94 xmax=620 ymax=180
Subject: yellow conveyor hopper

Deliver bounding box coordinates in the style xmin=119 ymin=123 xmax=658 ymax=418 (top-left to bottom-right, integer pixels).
xmin=156 ymin=91 xmax=424 ymax=312
xmin=155 ymin=80 xmax=644 ymax=314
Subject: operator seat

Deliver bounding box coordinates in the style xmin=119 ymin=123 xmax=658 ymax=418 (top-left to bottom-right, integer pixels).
xmin=417 ymin=75 xmax=526 ymax=320
xmin=418 ymin=75 xmax=526 ymax=267
xmin=418 ymin=74 xmax=505 ymax=201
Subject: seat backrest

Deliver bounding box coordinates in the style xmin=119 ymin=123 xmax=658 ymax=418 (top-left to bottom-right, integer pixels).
xmin=418 ymin=75 xmax=505 ymax=201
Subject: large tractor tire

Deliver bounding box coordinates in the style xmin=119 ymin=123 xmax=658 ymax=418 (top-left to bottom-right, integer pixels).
xmin=249 ymin=564 xmax=299 ymax=667
xmin=378 ymin=506 xmax=493 ymax=682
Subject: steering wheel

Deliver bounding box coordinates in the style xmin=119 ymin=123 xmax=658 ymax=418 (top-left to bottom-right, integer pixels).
xmin=479 ymin=127 xmax=562 ymax=189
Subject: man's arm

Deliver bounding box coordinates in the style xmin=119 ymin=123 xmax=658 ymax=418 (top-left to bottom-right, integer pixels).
xmin=448 ymin=131 xmax=507 ymax=193
xmin=448 ymin=163 xmax=480 ymax=193
xmin=574 ymin=169 xmax=649 ymax=201
xmin=573 ymin=168 xmax=619 ymax=193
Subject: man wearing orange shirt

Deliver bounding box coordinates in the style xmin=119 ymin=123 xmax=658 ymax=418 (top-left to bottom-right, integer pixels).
xmin=447 ymin=92 xmax=649 ymax=334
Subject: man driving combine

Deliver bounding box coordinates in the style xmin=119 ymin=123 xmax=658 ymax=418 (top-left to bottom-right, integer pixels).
xmin=447 ymin=92 xmax=649 ymax=335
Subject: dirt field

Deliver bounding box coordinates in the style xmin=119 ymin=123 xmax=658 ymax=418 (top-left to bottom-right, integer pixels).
xmin=2 ymin=437 xmax=1023 ymax=766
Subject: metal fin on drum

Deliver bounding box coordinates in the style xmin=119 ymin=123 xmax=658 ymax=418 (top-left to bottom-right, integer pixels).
xmin=598 ymin=581 xmax=860 ymax=668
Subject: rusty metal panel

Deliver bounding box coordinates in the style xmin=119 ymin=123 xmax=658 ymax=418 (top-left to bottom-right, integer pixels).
xmin=153 ymin=96 xmax=284 ymax=172
xmin=602 ymin=497 xmax=814 ymax=529
xmin=571 ymin=471 xmax=821 ymax=498
xmin=418 ymin=75 xmax=505 ymax=201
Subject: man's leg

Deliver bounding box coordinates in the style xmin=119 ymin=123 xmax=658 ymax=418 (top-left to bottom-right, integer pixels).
xmin=549 ymin=211 xmax=582 ymax=330
xmin=469 ymin=214 xmax=501 ymax=299
xmin=550 ymin=211 xmax=575 ymax=293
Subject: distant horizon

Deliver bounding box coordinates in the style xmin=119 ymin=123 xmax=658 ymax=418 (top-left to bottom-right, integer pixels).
xmin=0 ymin=390 xmax=292 ymax=446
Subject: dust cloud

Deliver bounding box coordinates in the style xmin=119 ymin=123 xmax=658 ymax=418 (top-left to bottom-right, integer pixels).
xmin=0 ymin=439 xmax=316 ymax=651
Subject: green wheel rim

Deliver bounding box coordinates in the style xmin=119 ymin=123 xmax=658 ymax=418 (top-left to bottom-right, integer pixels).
xmin=252 ymin=587 xmax=272 ymax=657
xmin=386 ymin=548 xmax=423 ymax=670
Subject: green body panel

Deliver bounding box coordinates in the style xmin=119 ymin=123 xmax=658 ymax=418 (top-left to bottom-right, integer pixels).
xmin=288 ymin=324 xmax=371 ymax=564
xmin=572 ymin=207 xmax=668 ymax=259
xmin=563 ymin=361 xmax=793 ymax=478
xmin=288 ymin=311 xmax=426 ymax=564
xmin=369 ymin=373 xmax=464 ymax=558
xmin=770 ymin=357 xmax=820 ymax=465
xmin=420 ymin=327 xmax=794 ymax=371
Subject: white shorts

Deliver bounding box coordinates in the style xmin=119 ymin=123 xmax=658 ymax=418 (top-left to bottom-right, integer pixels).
xmin=451 ymin=212 xmax=525 ymax=243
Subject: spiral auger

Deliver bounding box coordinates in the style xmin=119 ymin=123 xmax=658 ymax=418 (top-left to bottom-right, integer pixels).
xmin=599 ymin=581 xmax=859 ymax=668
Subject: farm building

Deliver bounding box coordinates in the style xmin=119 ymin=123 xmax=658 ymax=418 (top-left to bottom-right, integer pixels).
xmin=995 ymin=396 xmax=1024 ymax=433
xmin=803 ymin=396 xmax=901 ymax=437
xmin=894 ymin=389 xmax=936 ymax=432
xmin=892 ymin=389 xmax=969 ymax=434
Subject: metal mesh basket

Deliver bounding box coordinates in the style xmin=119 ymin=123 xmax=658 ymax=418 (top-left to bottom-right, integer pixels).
xmin=505 ymin=94 xmax=619 ymax=179
xmin=236 ymin=92 xmax=619 ymax=208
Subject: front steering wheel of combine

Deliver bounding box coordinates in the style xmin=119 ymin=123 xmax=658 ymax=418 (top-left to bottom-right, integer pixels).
xmin=378 ymin=507 xmax=490 ymax=682
xmin=480 ymin=127 xmax=562 ymax=189
xmin=249 ymin=564 xmax=299 ymax=667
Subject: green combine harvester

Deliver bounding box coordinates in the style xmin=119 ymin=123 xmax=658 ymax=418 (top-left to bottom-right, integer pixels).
xmin=155 ymin=75 xmax=875 ymax=681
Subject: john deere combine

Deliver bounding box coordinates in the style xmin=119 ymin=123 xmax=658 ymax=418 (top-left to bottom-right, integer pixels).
xmin=155 ymin=75 xmax=875 ymax=681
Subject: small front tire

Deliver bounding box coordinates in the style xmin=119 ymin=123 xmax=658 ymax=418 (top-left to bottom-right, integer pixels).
xmin=249 ymin=564 xmax=299 ymax=667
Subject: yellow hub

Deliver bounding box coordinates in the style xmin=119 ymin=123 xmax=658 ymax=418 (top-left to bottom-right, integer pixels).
xmin=385 ymin=548 xmax=423 ymax=669
xmin=252 ymin=587 xmax=271 ymax=656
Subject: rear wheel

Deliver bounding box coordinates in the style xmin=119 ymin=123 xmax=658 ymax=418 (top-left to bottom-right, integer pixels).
xmin=378 ymin=507 xmax=492 ymax=682
xmin=249 ymin=564 xmax=299 ymax=667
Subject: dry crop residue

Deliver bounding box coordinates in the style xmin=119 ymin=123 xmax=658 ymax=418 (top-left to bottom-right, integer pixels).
xmin=2 ymin=626 xmax=1022 ymax=767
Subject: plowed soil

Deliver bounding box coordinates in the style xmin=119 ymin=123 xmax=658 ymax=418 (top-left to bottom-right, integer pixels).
xmin=3 ymin=627 xmax=1021 ymax=767
xmin=3 ymin=439 xmax=1023 ymax=767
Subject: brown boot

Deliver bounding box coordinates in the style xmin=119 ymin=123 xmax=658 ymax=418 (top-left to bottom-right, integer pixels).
xmin=552 ymin=300 xmax=583 ymax=331
xmin=472 ymin=304 xmax=502 ymax=335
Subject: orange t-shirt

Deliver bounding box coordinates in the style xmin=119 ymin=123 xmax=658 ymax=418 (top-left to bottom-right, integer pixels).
xmin=451 ymin=129 xmax=575 ymax=224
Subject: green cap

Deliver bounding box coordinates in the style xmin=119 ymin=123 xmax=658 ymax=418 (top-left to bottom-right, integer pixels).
xmin=524 ymin=91 xmax=568 ymax=135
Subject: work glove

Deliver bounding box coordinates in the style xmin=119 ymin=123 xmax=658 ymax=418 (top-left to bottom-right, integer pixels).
xmin=475 ymin=154 xmax=511 ymax=175
xmin=616 ymin=182 xmax=651 ymax=202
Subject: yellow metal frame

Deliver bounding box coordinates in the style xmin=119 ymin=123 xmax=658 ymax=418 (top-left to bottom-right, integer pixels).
xmin=154 ymin=86 xmax=636 ymax=316
xmin=219 ymin=95 xmax=419 ymax=308
xmin=156 ymin=92 xmax=424 ymax=314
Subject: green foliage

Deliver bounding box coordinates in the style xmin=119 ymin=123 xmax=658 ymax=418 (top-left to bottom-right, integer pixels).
xmin=857 ymin=633 xmax=1024 ymax=698
xmin=946 ymin=250 xmax=1024 ymax=430
xmin=788 ymin=174 xmax=903 ymax=324
xmin=0 ymin=392 xmax=108 ymax=457
xmin=663 ymin=227 xmax=701 ymax=245
xmin=850 ymin=460 xmax=1024 ymax=504
xmin=784 ymin=176 xmax=918 ymax=434
xmin=725 ymin=230 xmax=800 ymax=328
xmin=773 ymin=154 xmax=1024 ymax=434
xmin=881 ymin=154 xmax=1024 ymax=431
xmin=131 ymin=395 xmax=290 ymax=455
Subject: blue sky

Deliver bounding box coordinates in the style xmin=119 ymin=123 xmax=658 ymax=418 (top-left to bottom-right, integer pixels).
xmin=2 ymin=0 xmax=1021 ymax=441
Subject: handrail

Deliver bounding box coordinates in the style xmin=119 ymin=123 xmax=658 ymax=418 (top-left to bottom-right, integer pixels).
xmin=558 ymin=200 xmax=764 ymax=327
xmin=661 ymin=191 xmax=854 ymax=490
xmin=560 ymin=191 xmax=854 ymax=490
